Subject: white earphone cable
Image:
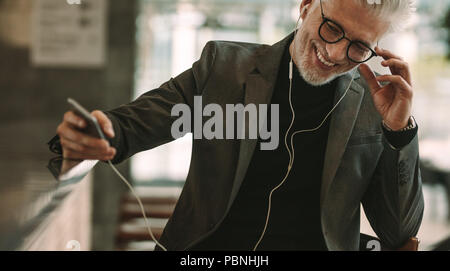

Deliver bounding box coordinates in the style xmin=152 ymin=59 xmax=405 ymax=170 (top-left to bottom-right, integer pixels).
xmin=253 ymin=8 xmax=356 ymax=250
xmin=107 ymin=160 xmax=168 ymax=251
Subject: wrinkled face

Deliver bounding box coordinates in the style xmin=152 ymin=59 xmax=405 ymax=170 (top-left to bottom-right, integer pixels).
xmin=290 ymin=0 xmax=390 ymax=86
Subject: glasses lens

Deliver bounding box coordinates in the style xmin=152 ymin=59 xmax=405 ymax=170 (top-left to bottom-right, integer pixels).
xmin=348 ymin=41 xmax=372 ymax=63
xmin=319 ymin=19 xmax=344 ymax=43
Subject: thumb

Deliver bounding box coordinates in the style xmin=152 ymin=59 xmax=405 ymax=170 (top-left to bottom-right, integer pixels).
xmin=358 ymin=63 xmax=381 ymax=95
xmin=91 ymin=110 xmax=115 ymax=138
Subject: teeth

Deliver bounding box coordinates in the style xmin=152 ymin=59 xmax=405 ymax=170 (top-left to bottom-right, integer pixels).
xmin=316 ymin=48 xmax=335 ymax=67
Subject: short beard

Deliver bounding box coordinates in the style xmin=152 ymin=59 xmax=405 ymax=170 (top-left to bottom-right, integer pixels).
xmin=292 ymin=28 xmax=342 ymax=86
xmin=297 ymin=58 xmax=340 ymax=86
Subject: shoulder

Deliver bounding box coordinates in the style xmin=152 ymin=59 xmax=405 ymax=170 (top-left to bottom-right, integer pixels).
xmin=194 ymin=40 xmax=266 ymax=86
xmin=203 ymin=40 xmax=265 ymax=58
xmin=198 ymin=40 xmax=266 ymax=71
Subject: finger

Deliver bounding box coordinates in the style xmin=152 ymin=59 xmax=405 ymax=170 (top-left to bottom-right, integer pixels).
xmin=60 ymin=136 xmax=86 ymax=153
xmin=358 ymin=63 xmax=381 ymax=94
xmin=61 ymin=136 xmax=116 ymax=160
xmin=381 ymin=59 xmax=411 ymax=84
xmin=64 ymin=111 xmax=86 ymax=129
xmin=91 ymin=110 xmax=115 ymax=138
xmin=58 ymin=122 xmax=111 ymax=150
xmin=381 ymin=59 xmax=408 ymax=70
xmin=63 ymin=147 xmax=116 ymax=161
xmin=375 ymin=47 xmax=403 ymax=61
xmin=60 ymin=136 xmax=116 ymax=157
xmin=376 ymin=75 xmax=413 ymax=98
xmin=376 ymin=74 xmax=409 ymax=87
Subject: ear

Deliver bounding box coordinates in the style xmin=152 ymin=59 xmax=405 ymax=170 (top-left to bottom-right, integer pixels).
xmin=299 ymin=0 xmax=313 ymax=19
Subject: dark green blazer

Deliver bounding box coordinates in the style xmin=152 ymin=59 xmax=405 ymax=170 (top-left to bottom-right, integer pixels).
xmin=105 ymin=33 xmax=424 ymax=251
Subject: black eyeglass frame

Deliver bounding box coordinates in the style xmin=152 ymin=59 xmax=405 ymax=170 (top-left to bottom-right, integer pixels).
xmin=318 ymin=0 xmax=378 ymax=64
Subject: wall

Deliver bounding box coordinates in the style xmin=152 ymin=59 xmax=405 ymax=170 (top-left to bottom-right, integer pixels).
xmin=24 ymin=174 xmax=93 ymax=251
xmin=0 ymin=0 xmax=138 ymax=250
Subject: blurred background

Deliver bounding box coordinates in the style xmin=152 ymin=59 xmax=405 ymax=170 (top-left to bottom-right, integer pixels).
xmin=0 ymin=0 xmax=449 ymax=251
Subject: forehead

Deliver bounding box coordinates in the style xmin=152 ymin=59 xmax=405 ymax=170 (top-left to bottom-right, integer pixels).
xmin=321 ymin=0 xmax=389 ymax=45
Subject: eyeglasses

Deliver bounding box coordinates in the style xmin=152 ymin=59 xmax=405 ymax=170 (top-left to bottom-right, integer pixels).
xmin=318 ymin=0 xmax=377 ymax=63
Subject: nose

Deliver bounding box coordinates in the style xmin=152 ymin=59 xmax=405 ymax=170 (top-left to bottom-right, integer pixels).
xmin=325 ymin=40 xmax=349 ymax=64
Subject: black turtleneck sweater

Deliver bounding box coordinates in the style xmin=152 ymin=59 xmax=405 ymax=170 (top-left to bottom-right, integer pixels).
xmin=191 ymin=40 xmax=334 ymax=251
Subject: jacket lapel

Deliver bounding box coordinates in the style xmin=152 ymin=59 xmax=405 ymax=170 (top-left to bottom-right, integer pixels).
xmin=226 ymin=34 xmax=294 ymax=210
xmin=320 ymin=71 xmax=364 ymax=207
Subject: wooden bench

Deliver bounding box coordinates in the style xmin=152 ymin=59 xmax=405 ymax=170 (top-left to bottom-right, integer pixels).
xmin=115 ymin=187 xmax=420 ymax=251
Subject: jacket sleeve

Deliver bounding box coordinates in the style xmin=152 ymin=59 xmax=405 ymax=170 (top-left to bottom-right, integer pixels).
xmin=104 ymin=41 xmax=217 ymax=164
xmin=361 ymin=130 xmax=425 ymax=249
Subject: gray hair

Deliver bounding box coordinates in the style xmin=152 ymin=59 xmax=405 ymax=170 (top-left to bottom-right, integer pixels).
xmin=320 ymin=0 xmax=416 ymax=32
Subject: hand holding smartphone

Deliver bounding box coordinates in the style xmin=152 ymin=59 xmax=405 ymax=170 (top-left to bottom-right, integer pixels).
xmin=67 ymin=98 xmax=107 ymax=140
xmin=56 ymin=98 xmax=116 ymax=161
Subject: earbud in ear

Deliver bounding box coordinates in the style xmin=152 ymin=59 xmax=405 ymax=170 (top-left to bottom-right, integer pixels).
xmin=300 ymin=7 xmax=308 ymax=17
xmin=300 ymin=3 xmax=311 ymax=17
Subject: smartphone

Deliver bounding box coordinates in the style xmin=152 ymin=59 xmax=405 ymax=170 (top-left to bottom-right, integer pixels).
xmin=67 ymin=98 xmax=106 ymax=140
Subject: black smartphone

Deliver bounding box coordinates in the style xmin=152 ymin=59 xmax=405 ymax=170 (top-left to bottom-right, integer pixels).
xmin=67 ymin=98 xmax=106 ymax=140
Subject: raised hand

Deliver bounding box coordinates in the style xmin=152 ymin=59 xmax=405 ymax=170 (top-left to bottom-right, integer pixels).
xmin=358 ymin=47 xmax=413 ymax=131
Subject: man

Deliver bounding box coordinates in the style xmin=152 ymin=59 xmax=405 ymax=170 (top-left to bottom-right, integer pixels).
xmin=54 ymin=0 xmax=424 ymax=250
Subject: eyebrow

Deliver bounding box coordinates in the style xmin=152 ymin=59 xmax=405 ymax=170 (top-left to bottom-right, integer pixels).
xmin=354 ymin=38 xmax=373 ymax=48
xmin=326 ymin=15 xmax=374 ymax=48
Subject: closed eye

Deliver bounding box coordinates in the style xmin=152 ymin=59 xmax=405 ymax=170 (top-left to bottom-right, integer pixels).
xmin=326 ymin=22 xmax=340 ymax=34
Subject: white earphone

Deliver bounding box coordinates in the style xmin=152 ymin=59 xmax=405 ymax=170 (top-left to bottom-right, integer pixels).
xmin=253 ymin=3 xmax=357 ymax=250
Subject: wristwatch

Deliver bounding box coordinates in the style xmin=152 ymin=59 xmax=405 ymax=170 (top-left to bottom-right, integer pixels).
xmin=382 ymin=116 xmax=417 ymax=132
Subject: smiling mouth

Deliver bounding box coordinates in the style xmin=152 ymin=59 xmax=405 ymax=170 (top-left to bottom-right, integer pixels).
xmin=313 ymin=44 xmax=337 ymax=68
